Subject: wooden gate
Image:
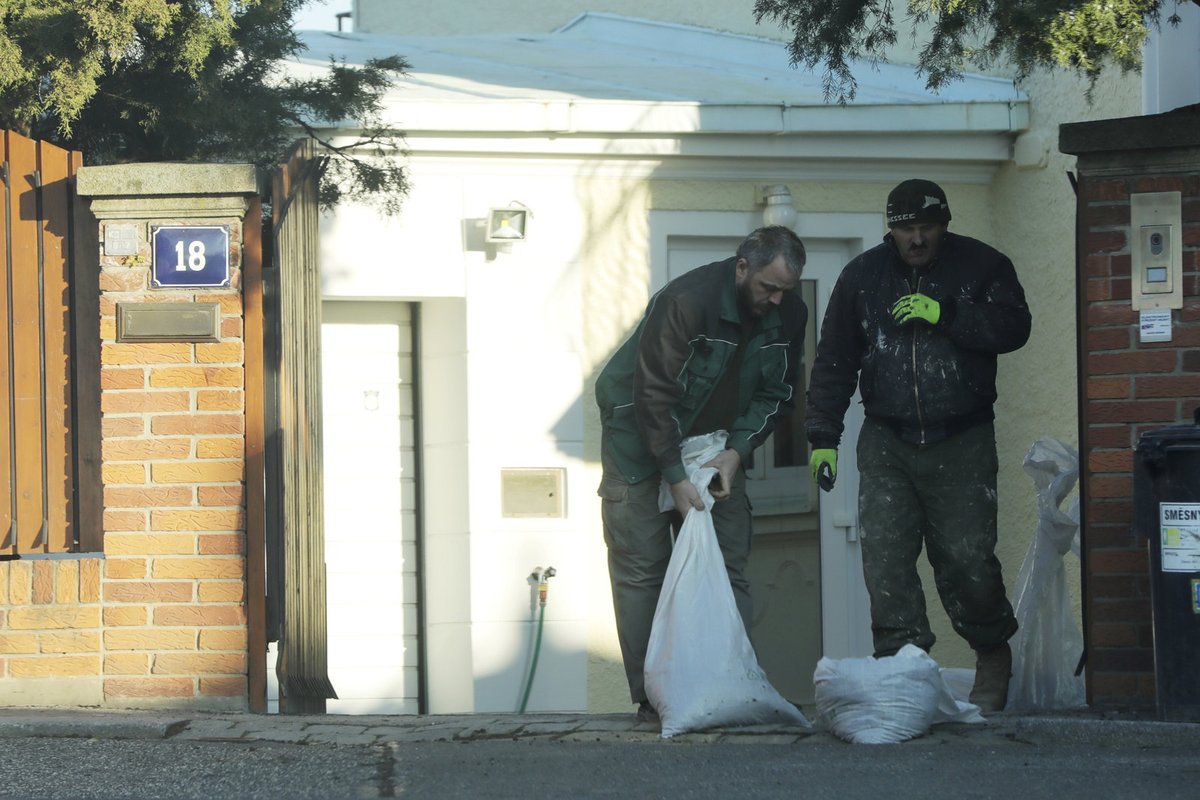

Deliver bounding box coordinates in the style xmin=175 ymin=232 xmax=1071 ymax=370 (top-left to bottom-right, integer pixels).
xmin=256 ymin=138 xmax=337 ymax=712
xmin=0 ymin=130 xmax=87 ymax=556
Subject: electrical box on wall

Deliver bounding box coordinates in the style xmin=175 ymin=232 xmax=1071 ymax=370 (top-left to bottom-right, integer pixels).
xmin=1131 ymin=191 xmax=1183 ymax=311
xmin=500 ymin=468 xmax=565 ymax=518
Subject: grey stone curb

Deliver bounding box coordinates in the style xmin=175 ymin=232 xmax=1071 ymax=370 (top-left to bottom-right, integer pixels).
xmin=0 ymin=710 xmax=189 ymax=740
xmin=1 ymin=708 xmax=1198 ymax=748
xmin=1005 ymin=715 xmax=1200 ymax=748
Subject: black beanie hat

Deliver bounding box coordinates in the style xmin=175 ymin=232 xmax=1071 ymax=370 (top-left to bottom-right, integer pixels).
xmin=886 ymin=179 xmax=951 ymax=226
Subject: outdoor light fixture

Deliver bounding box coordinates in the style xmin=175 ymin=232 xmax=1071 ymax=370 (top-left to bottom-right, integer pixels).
xmin=759 ymin=184 xmax=797 ymax=229
xmin=485 ymin=204 xmax=531 ymax=243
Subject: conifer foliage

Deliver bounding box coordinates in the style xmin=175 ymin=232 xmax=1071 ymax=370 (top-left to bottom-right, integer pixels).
xmin=0 ymin=0 xmax=409 ymax=212
xmin=754 ymin=0 xmax=1191 ymax=102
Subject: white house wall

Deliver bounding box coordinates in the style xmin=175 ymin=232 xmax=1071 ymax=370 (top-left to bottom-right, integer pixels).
xmin=460 ymin=173 xmax=590 ymax=713
xmin=318 ymin=157 xmax=598 ymax=713
xmin=318 ymin=176 xmax=467 ymax=299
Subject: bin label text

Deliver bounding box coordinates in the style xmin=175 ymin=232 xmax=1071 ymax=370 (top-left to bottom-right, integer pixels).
xmin=1159 ymin=503 xmax=1200 ymax=573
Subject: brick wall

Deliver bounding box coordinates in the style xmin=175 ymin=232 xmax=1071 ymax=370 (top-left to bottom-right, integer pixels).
xmin=96 ymin=227 xmax=249 ymax=706
xmin=0 ymin=559 xmax=101 ymax=691
xmin=0 ymin=165 xmax=257 ymax=710
xmin=1064 ymin=111 xmax=1200 ymax=710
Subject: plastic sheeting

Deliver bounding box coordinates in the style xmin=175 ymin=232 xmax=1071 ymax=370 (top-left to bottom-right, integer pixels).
xmin=1007 ymin=437 xmax=1087 ymax=711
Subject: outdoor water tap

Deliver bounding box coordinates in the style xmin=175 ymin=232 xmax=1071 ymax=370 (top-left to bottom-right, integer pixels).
xmin=538 ymin=566 xmax=556 ymax=606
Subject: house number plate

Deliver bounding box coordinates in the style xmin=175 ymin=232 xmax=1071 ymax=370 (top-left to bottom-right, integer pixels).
xmin=151 ymin=225 xmax=231 ymax=288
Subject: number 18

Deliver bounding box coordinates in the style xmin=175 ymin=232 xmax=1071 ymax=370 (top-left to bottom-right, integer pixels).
xmin=174 ymin=240 xmax=207 ymax=271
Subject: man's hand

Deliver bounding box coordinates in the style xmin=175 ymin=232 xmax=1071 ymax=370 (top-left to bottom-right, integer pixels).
xmin=809 ymin=448 xmax=837 ymax=492
xmin=701 ymin=448 xmax=742 ymax=501
xmin=891 ymin=293 xmax=941 ymax=325
xmin=669 ymin=479 xmax=705 ymax=516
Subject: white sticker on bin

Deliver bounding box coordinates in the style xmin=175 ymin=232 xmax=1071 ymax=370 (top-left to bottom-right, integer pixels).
xmin=1159 ymin=503 xmax=1200 ymax=573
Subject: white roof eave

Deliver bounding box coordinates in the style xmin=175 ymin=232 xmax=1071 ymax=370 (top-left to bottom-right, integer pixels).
xmin=290 ymin=15 xmax=1030 ymax=160
xmin=370 ymin=97 xmax=1029 ymax=137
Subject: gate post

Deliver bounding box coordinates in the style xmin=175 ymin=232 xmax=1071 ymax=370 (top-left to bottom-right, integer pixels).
xmin=74 ymin=164 xmax=262 ymax=709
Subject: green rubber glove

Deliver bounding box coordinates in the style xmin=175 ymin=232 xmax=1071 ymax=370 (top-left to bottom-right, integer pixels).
xmin=810 ymin=448 xmax=837 ymax=483
xmin=891 ymin=293 xmax=941 ymax=325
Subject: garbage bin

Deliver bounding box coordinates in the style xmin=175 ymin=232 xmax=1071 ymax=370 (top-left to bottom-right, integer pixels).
xmin=1133 ymin=407 xmax=1200 ymax=721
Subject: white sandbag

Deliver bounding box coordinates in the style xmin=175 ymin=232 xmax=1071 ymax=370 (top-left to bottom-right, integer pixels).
xmin=814 ymin=645 xmax=984 ymax=744
xmin=644 ymin=431 xmax=810 ymax=738
xmin=940 ymin=667 xmax=976 ymax=705
xmin=933 ymin=670 xmax=988 ymax=726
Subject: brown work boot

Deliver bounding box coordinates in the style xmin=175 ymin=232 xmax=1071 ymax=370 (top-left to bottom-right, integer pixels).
xmin=969 ymin=642 xmax=1012 ymax=713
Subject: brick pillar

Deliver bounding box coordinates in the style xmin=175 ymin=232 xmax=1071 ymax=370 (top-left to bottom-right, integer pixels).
xmin=1062 ymin=111 xmax=1200 ymax=710
xmin=75 ymin=164 xmax=259 ymax=709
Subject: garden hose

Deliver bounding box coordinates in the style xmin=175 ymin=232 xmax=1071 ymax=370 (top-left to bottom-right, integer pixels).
xmin=518 ymin=566 xmax=555 ymax=713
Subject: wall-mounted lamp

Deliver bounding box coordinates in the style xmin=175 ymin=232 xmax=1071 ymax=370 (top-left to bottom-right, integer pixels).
xmin=486 ymin=203 xmax=531 ymax=243
xmin=759 ymin=184 xmax=797 ymax=229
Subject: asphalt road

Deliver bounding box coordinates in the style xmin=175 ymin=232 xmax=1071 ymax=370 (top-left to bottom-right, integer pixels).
xmin=2 ymin=733 xmax=1198 ymax=800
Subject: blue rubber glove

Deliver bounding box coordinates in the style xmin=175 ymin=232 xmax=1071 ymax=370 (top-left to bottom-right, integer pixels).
xmin=891 ymin=293 xmax=941 ymax=325
xmin=810 ymin=448 xmax=837 ymax=491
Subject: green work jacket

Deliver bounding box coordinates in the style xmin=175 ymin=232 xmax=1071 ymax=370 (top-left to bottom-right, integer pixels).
xmin=595 ymin=257 xmax=807 ymax=486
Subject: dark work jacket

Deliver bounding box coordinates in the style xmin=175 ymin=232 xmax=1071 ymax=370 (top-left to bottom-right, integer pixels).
xmin=805 ymin=232 xmax=1031 ymax=449
xmin=596 ymin=257 xmax=808 ymax=486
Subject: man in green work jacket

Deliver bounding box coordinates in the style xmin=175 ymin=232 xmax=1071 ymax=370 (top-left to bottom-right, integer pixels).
xmin=595 ymin=225 xmax=808 ymax=722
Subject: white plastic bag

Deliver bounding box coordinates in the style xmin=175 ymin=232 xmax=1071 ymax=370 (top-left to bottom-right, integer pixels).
xmin=813 ymin=645 xmax=984 ymax=744
xmin=644 ymin=431 xmax=810 ymax=738
xmin=1006 ymin=438 xmax=1087 ymax=711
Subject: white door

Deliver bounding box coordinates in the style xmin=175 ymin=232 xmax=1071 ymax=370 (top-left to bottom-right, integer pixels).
xmin=320 ymin=301 xmax=420 ymax=714
xmin=652 ymin=211 xmax=876 ymax=704
xmin=804 ymin=236 xmax=872 ymax=663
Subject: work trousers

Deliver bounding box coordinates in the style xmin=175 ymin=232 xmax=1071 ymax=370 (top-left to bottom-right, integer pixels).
xmin=599 ymin=468 xmax=753 ymax=705
xmin=857 ymin=418 xmax=1017 ymax=658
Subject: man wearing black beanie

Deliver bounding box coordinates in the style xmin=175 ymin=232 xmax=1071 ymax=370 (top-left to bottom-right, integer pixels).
xmin=805 ymin=178 xmax=1031 ymax=712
